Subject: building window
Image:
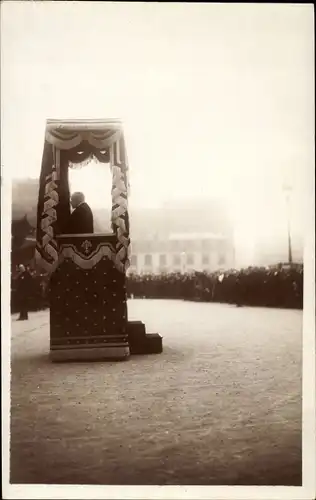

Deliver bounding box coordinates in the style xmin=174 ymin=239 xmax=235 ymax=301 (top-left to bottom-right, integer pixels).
xmin=218 ymin=253 xmax=226 ymax=266
xmin=159 ymin=254 xmax=167 ymax=266
xmin=173 ymin=254 xmax=181 ymax=266
xmin=144 ymin=254 xmax=152 ymax=266
xmin=186 ymin=254 xmax=194 ymax=265
xmin=131 ymin=254 xmax=137 ymax=267
xmin=202 ymin=254 xmax=209 ymax=265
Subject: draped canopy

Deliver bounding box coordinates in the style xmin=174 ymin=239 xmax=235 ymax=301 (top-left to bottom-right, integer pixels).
xmin=45 ymin=119 xmax=123 ymax=150
xmin=36 ymin=119 xmax=130 ymax=273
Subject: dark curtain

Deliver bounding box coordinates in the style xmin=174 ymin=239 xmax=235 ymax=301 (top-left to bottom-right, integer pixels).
xmin=64 ymin=140 xmax=110 ymax=165
xmin=111 ymin=136 xmax=130 ymax=239
xmin=57 ymin=151 xmax=71 ymax=234
xmin=36 ymin=141 xmax=57 ymax=262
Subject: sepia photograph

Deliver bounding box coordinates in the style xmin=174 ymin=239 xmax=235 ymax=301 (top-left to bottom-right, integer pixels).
xmin=1 ymin=2 xmax=315 ymax=500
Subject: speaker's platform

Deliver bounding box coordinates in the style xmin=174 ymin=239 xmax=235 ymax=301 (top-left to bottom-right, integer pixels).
xmin=127 ymin=321 xmax=163 ymax=355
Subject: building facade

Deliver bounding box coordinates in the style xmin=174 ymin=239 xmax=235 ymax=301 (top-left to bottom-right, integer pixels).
xmin=128 ymin=232 xmax=235 ymax=275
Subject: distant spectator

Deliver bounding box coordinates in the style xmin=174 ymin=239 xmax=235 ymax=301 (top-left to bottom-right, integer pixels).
xmin=14 ymin=264 xmax=34 ymax=320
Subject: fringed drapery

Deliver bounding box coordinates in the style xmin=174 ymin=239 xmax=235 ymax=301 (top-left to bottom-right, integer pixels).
xmin=35 ymin=119 xmax=130 ymax=273
xmin=65 ymin=140 xmax=110 ymax=167
xmin=35 ymin=142 xmax=59 ymax=270
xmin=58 ymin=242 xmax=125 ymax=272
xmin=45 ymin=120 xmax=122 ymax=151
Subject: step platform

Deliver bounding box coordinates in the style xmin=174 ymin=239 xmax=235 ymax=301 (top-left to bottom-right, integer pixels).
xmin=127 ymin=321 xmax=163 ymax=355
xmin=145 ymin=333 xmax=163 ymax=354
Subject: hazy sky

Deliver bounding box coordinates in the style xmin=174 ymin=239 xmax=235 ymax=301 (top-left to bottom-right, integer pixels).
xmin=1 ymin=3 xmax=314 ymax=262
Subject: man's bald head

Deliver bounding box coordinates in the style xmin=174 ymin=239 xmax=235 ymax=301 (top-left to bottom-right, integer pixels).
xmin=70 ymin=192 xmax=85 ymax=209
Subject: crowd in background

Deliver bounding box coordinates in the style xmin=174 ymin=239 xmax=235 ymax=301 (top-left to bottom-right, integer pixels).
xmin=11 ymin=263 xmax=303 ymax=314
xmin=126 ymin=264 xmax=303 ymax=309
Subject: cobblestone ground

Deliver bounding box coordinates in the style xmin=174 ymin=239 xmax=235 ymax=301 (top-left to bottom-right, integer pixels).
xmin=10 ymin=300 xmax=302 ymax=485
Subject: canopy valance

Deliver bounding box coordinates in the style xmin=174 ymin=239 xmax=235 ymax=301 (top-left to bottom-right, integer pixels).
xmin=35 ymin=119 xmax=130 ymax=274
xmin=45 ymin=119 xmax=123 ymax=151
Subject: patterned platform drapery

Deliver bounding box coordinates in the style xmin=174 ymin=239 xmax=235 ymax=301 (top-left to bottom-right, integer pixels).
xmin=35 ymin=119 xmax=130 ymax=273
xmin=50 ymin=256 xmax=129 ymax=356
xmin=57 ymin=234 xmax=127 ymax=273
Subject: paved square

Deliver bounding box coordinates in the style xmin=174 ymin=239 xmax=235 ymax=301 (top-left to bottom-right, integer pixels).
xmin=10 ymin=300 xmax=302 ymax=485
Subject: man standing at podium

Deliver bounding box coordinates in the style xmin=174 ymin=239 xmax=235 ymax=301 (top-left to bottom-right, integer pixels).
xmin=67 ymin=192 xmax=94 ymax=234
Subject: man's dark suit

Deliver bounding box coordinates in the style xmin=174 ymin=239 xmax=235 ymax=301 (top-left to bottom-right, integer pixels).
xmin=67 ymin=202 xmax=94 ymax=234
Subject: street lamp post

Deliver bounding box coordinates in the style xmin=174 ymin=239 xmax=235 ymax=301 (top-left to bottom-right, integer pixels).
xmin=283 ymin=183 xmax=293 ymax=264
xmin=181 ymin=252 xmax=186 ymax=274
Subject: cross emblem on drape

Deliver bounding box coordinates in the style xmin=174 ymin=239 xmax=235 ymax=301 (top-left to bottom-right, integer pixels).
xmin=81 ymin=240 xmax=92 ymax=255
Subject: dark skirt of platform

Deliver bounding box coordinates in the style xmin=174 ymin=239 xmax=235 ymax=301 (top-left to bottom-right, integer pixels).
xmin=50 ymin=258 xmax=130 ymax=361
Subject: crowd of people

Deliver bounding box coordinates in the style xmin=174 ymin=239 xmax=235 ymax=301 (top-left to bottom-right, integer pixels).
xmin=11 ymin=263 xmax=303 ymax=317
xmin=126 ymin=264 xmax=303 ymax=309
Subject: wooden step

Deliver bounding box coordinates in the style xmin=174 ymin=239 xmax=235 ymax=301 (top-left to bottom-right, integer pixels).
xmin=130 ymin=332 xmax=163 ymax=355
